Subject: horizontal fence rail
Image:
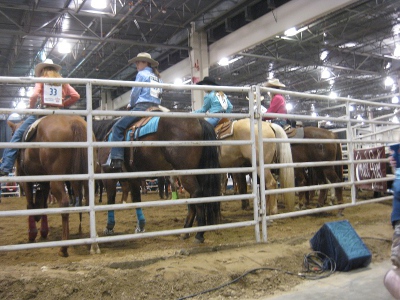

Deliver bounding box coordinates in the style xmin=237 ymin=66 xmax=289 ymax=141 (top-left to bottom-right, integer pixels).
xmin=0 ymin=76 xmax=397 ymax=253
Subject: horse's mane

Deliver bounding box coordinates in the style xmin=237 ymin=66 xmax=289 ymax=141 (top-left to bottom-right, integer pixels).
xmin=92 ymin=118 xmax=119 ymax=141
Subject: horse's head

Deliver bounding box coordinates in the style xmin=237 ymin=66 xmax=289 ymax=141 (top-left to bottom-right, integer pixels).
xmin=7 ymin=120 xmax=22 ymax=136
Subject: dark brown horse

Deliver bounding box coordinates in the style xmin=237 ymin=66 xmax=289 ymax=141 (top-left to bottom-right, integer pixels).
xmin=93 ymin=117 xmax=221 ymax=243
xmin=290 ymin=127 xmax=343 ymax=210
xmin=9 ymin=115 xmax=98 ymax=257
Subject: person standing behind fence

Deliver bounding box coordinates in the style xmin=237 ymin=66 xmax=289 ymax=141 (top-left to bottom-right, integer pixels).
xmin=263 ymin=78 xmax=288 ymax=128
xmin=193 ymin=76 xmax=233 ymax=127
xmin=0 ymin=58 xmax=80 ymax=176
xmin=102 ymin=52 xmax=162 ymax=173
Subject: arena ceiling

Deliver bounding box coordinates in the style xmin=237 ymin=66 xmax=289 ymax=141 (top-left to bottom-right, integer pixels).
xmin=0 ymin=0 xmax=399 ymax=124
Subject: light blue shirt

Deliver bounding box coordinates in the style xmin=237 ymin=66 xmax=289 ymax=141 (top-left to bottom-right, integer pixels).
xmin=194 ymin=91 xmax=233 ymax=114
xmin=130 ymin=66 xmax=162 ymax=107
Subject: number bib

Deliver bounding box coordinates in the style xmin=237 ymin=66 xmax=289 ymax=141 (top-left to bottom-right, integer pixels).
xmin=43 ymin=84 xmax=63 ymax=106
xmin=149 ymin=76 xmax=161 ymax=99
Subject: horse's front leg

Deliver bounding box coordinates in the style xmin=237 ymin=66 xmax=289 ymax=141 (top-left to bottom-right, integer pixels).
xmin=103 ymin=179 xmax=117 ymax=235
xmin=264 ymin=170 xmax=278 ymax=215
xmin=130 ymin=178 xmax=146 ymax=233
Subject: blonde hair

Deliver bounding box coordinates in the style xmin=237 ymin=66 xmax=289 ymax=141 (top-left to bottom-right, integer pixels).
xmin=41 ymin=67 xmax=65 ymax=87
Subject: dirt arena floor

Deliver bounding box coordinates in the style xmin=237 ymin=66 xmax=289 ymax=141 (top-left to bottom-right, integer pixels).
xmin=0 ymin=188 xmax=394 ymax=300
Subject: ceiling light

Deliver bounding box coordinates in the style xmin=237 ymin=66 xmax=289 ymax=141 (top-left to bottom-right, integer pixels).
xmin=392 ymin=96 xmax=399 ymax=104
xmin=320 ymin=50 xmax=328 ymax=61
xmin=385 ymin=76 xmax=394 ymax=87
xmin=393 ymin=116 xmax=399 ymax=123
xmin=218 ymin=57 xmax=229 ymax=66
xmin=58 ymin=40 xmax=71 ymax=54
xmin=286 ymin=103 xmax=293 ymax=111
xmin=321 ymin=68 xmax=330 ymax=79
xmin=16 ymin=101 xmax=26 ymax=109
xmin=329 ymin=91 xmax=337 ymax=98
xmin=284 ymin=27 xmax=297 ymax=36
xmin=174 ymin=78 xmax=183 ymax=85
xmin=91 ymin=0 xmax=107 ymax=9
xmin=394 ymin=44 xmax=400 ymax=58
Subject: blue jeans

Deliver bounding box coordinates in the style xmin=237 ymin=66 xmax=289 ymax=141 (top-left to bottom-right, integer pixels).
xmin=205 ymin=117 xmax=221 ymax=127
xmin=0 ymin=115 xmax=37 ymax=173
xmin=391 ymin=169 xmax=400 ymax=227
xmin=271 ymin=119 xmax=287 ymax=128
xmin=110 ymin=102 xmax=156 ymax=160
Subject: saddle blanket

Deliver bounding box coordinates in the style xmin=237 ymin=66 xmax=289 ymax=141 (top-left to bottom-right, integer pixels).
xmin=108 ymin=116 xmax=160 ymax=141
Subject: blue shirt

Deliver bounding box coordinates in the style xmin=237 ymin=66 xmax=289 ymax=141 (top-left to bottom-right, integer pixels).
xmin=130 ymin=66 xmax=162 ymax=107
xmin=194 ymin=91 xmax=233 ymax=114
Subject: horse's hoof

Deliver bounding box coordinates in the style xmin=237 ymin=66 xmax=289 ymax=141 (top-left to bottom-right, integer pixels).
xmin=90 ymin=244 xmax=101 ymax=254
xmin=103 ymin=228 xmax=114 ymax=235
xmin=337 ymin=209 xmax=345 ymax=217
xmin=180 ymin=233 xmax=190 ymax=240
xmin=40 ymin=230 xmax=48 ymax=239
xmin=194 ymin=237 xmax=205 ymax=244
xmin=135 ymin=227 xmax=145 ymax=234
xmin=58 ymin=249 xmax=69 ymax=257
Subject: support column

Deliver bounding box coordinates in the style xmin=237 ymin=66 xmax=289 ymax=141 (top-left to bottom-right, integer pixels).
xmin=190 ymin=22 xmax=209 ymax=111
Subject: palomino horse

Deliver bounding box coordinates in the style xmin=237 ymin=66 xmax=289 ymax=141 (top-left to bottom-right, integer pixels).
xmin=290 ymin=126 xmax=343 ymax=210
xmin=93 ymin=117 xmax=221 ymax=243
xmin=218 ymin=119 xmax=296 ymax=214
xmin=9 ymin=115 xmax=99 ymax=257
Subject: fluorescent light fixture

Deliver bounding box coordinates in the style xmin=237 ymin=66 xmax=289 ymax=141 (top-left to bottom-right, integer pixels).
xmin=91 ymin=0 xmax=107 ymax=9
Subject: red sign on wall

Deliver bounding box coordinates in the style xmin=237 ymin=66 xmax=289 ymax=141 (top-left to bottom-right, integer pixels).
xmin=353 ymin=146 xmax=387 ymax=192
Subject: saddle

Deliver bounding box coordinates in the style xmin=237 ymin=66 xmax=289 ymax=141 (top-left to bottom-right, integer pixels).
xmin=285 ymin=126 xmax=304 ymax=139
xmin=215 ymin=119 xmax=235 ymax=139
xmin=23 ymin=117 xmax=45 ymax=142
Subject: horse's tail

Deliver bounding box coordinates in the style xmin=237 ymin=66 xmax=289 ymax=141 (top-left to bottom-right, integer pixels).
xmin=197 ymin=119 xmax=221 ymax=225
xmin=335 ymin=141 xmax=343 ymax=182
xmin=270 ymin=123 xmax=296 ymax=211
xmin=71 ymin=121 xmax=90 ymax=176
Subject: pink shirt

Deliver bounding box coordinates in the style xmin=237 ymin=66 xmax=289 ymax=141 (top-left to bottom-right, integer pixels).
xmin=264 ymin=94 xmax=287 ymax=120
xmin=29 ymin=83 xmax=80 ymax=108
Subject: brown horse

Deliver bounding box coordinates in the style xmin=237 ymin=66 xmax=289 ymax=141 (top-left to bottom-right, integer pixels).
xmin=290 ymin=127 xmax=343 ymax=209
xmin=93 ymin=117 xmax=221 ymax=243
xmin=9 ymin=115 xmax=98 ymax=257
xmin=218 ymin=119 xmax=296 ymax=214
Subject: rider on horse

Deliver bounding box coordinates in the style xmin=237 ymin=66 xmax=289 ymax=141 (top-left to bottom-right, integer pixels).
xmin=0 ymin=58 xmax=80 ymax=176
xmin=102 ymin=52 xmax=162 ymax=173
xmin=193 ymin=76 xmax=233 ymax=127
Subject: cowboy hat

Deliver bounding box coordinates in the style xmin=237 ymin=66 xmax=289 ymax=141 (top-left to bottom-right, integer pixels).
xmin=128 ymin=52 xmax=159 ymax=67
xmin=196 ymin=76 xmax=219 ymax=86
xmin=34 ymin=59 xmax=62 ymax=77
xmin=246 ymin=92 xmax=265 ymax=102
xmin=264 ymin=78 xmax=286 ymax=88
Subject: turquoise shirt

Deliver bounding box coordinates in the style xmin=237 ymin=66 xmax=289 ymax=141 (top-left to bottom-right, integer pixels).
xmin=194 ymin=91 xmax=233 ymax=114
xmin=130 ymin=66 xmax=162 ymax=107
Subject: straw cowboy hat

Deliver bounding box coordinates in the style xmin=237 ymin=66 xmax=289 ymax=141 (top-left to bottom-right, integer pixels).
xmin=128 ymin=52 xmax=159 ymax=67
xmin=34 ymin=58 xmax=62 ymax=77
xmin=246 ymin=92 xmax=265 ymax=102
xmin=196 ymin=76 xmax=219 ymax=86
xmin=264 ymin=78 xmax=286 ymax=88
